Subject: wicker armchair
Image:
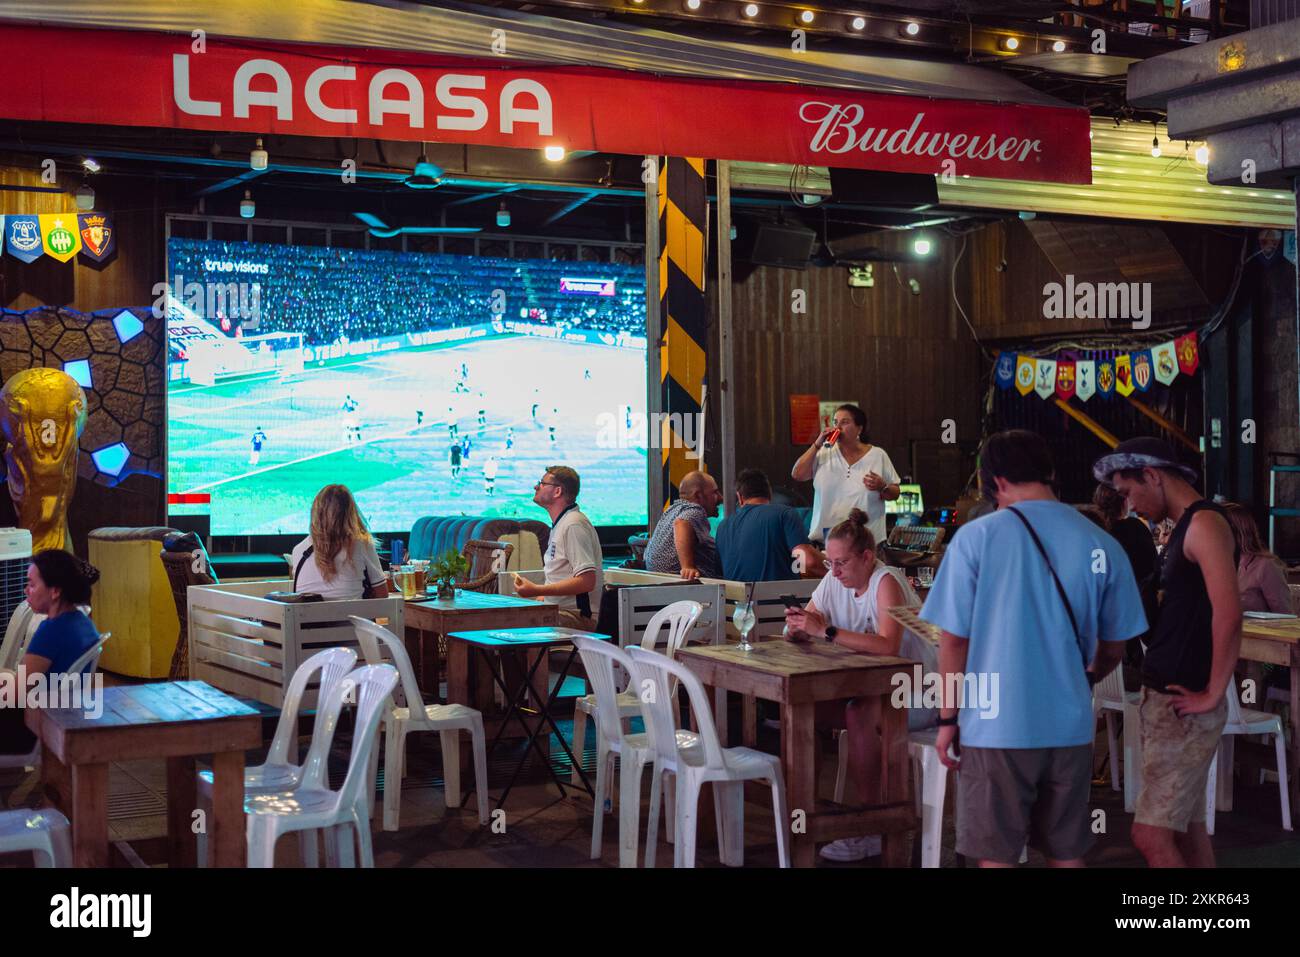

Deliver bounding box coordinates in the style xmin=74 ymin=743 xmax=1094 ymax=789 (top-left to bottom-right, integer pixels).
xmin=459 ymin=539 xmax=515 ymax=593
xmin=160 ymin=534 xmax=218 ymax=679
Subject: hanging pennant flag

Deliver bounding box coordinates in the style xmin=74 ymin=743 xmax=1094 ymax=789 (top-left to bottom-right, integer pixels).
xmin=1115 ymin=353 xmax=1135 ymax=397
xmin=1132 ymin=349 xmax=1154 ymax=392
xmin=1152 ymin=341 xmax=1178 ymax=386
xmin=1015 ymin=355 xmax=1035 ymax=396
xmin=1096 ymin=356 xmax=1115 ymax=397
xmin=6 ymin=215 xmax=44 ymax=263
xmin=1055 ymin=359 xmax=1076 ymax=400
xmin=1176 ymin=332 xmax=1199 ymax=375
xmin=77 ymin=213 xmax=114 ymax=262
xmin=38 ymin=214 xmax=81 ymax=262
xmin=1034 ymin=357 xmax=1057 ymax=400
xmin=1075 ymin=358 xmax=1096 ymax=401
xmin=994 ymin=352 xmax=1016 ymax=390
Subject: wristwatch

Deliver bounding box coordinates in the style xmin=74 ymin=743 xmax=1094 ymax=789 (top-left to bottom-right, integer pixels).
xmin=936 ymin=715 xmax=959 ymax=727
xmin=824 ymin=625 xmax=838 ymax=643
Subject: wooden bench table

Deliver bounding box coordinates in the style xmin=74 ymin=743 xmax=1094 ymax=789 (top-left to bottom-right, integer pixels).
xmin=677 ymin=640 xmax=916 ymax=868
xmin=27 ymin=680 xmax=261 ymax=867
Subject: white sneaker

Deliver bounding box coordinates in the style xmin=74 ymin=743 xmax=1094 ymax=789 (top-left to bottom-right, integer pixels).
xmin=818 ymin=835 xmax=882 ymax=862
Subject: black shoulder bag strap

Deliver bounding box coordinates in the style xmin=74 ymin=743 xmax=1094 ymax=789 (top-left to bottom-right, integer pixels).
xmin=1006 ymin=506 xmax=1089 ymax=670
xmin=293 ymin=546 xmax=314 ymax=591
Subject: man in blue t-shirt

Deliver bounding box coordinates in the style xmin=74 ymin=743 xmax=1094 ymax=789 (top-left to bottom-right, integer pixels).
xmin=920 ymin=430 xmax=1147 ymax=867
xmin=715 ymin=469 xmax=820 ymax=581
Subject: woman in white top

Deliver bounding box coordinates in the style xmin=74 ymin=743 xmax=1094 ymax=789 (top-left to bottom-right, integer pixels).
xmin=784 ymin=508 xmax=938 ymax=862
xmin=791 ymin=403 xmax=901 ymax=545
xmin=290 ymin=484 xmax=389 ymax=600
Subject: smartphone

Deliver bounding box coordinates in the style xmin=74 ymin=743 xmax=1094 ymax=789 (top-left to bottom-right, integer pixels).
xmin=823 ymin=428 xmax=841 ymax=448
xmin=781 ymin=594 xmax=800 ymax=609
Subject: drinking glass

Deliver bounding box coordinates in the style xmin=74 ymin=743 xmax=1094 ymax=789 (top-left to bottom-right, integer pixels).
xmin=398 ymin=565 xmax=418 ymax=600
xmin=733 ymin=601 xmax=757 ymax=652
xmin=918 ymin=567 xmax=934 ymax=588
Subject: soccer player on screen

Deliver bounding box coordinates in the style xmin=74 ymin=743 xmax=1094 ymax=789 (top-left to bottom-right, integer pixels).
xmin=484 ymin=455 xmax=499 ymax=496
xmin=249 ymin=427 xmax=268 ymax=466
xmin=450 ymin=442 xmax=462 ymax=479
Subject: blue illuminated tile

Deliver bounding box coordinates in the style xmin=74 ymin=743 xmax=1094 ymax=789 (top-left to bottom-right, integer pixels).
xmin=112 ymin=310 xmax=143 ymax=343
xmin=63 ymin=359 xmax=92 ymax=389
xmin=91 ymin=442 xmax=130 ymax=477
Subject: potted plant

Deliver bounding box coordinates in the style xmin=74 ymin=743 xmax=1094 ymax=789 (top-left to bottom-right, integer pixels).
xmin=431 ymin=547 xmax=468 ymax=600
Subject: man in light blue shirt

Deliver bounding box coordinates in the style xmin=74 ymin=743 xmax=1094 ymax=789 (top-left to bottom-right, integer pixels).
xmin=921 ymin=430 xmax=1147 ymax=867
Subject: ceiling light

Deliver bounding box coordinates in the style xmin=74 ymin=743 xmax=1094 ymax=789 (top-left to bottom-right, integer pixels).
xmin=544 ymin=145 xmax=567 ymax=162
xmin=902 ymin=21 xmax=920 ymax=36
xmin=685 ymin=0 xmax=701 ymax=9
xmin=496 ymin=201 xmax=511 ymax=228
xmin=405 ymin=149 xmax=444 ymax=189
xmin=81 ymin=157 xmax=101 ymax=173
xmin=1002 ymin=36 xmax=1020 ymax=51
xmin=249 ymin=137 xmax=268 ymax=171
xmin=850 ymin=16 xmax=866 ymax=30
xmin=239 ymin=189 xmax=255 ymax=219
xmin=1150 ymin=135 xmax=1161 ymax=158
xmin=74 ymin=182 xmax=95 ymax=211
xmin=1195 ymin=145 xmax=1210 ymax=165
xmin=743 ymin=2 xmax=758 ymax=15
xmin=1052 ymin=39 xmax=1067 ymax=52
xmin=799 ymin=9 xmax=814 ymax=23
xmin=912 ymin=236 xmax=932 ymax=256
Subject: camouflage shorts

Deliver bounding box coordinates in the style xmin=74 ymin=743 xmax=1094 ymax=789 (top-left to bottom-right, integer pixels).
xmin=1134 ymin=687 xmax=1227 ymax=832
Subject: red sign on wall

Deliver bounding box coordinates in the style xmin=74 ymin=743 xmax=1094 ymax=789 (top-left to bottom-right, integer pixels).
xmin=0 ymin=25 xmax=1092 ymax=184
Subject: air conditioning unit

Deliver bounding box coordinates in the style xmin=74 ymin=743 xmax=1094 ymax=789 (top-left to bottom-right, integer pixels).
xmin=0 ymin=528 xmax=32 ymax=630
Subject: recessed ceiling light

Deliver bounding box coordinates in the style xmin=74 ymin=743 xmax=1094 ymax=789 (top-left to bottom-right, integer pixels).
xmin=1002 ymin=36 xmax=1020 ymax=51
xmin=903 ymin=21 xmax=920 ymax=36
xmin=1052 ymin=39 xmax=1067 ymax=52
xmin=743 ymin=2 xmax=758 ymax=15
xmin=799 ymin=9 xmax=814 ymax=23
xmin=685 ymin=0 xmax=701 ymax=9
xmin=850 ymin=15 xmax=866 ymax=30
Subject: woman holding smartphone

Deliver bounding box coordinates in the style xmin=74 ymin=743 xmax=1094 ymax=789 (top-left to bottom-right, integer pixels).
xmin=791 ymin=403 xmax=900 ymax=546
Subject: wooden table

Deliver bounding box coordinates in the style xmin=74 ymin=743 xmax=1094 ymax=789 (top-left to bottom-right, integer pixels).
xmin=26 ymin=681 xmax=262 ymax=868
xmin=1240 ymin=616 xmax=1300 ymax=815
xmin=447 ymin=627 xmax=608 ymax=806
xmin=677 ymin=640 xmax=916 ymax=868
xmin=404 ymin=591 xmax=558 ymax=699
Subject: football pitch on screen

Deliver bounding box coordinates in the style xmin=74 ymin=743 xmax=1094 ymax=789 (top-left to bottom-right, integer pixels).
xmin=168 ymin=336 xmax=649 ymax=535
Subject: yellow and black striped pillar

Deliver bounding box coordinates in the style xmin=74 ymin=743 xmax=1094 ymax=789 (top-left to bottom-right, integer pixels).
xmin=657 ymin=156 xmax=709 ymax=506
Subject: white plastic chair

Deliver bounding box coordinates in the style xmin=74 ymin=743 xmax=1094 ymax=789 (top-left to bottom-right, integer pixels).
xmin=0 ymin=601 xmax=35 ymax=671
xmin=628 ymin=646 xmax=790 ymax=868
xmin=1092 ymin=666 xmax=1143 ymax=812
xmin=1205 ymin=680 xmax=1292 ymax=834
xmin=0 ymin=808 xmax=72 ymax=866
xmin=350 ymin=616 xmax=489 ymax=831
xmin=0 ymin=632 xmax=108 ymax=775
xmin=196 ymin=646 xmax=356 ymax=867
xmin=572 ymin=635 xmax=704 ymax=866
xmin=571 ymin=600 xmax=702 ymax=786
xmin=245 ymin=663 xmax=399 ymax=868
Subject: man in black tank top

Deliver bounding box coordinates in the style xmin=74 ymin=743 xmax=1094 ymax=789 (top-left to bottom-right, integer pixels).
xmin=1096 ymin=437 xmax=1241 ymax=868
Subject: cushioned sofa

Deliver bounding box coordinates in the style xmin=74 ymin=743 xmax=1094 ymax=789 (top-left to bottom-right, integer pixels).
xmin=407 ymin=516 xmax=548 ymax=571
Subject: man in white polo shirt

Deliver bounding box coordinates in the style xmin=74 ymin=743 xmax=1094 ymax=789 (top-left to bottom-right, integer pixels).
xmin=514 ymin=465 xmax=604 ymax=629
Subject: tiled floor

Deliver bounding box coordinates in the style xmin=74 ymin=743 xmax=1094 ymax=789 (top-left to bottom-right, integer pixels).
xmin=3 ymin=698 xmax=1298 ymax=868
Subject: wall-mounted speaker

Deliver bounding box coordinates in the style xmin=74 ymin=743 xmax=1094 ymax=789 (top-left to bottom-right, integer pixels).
xmin=749 ymin=221 xmax=817 ymax=269
xmin=829 ymin=169 xmax=938 ymax=211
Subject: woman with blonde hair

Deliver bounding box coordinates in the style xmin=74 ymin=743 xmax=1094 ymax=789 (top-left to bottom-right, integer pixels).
xmin=290 ymin=484 xmax=388 ymax=599
xmin=1223 ymin=502 xmax=1293 ymax=614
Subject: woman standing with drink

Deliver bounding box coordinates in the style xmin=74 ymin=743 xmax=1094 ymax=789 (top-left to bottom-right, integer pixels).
xmin=791 ymin=403 xmax=900 ymax=547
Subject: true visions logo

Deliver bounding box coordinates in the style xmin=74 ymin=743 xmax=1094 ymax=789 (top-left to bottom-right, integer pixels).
xmin=50 ymin=887 xmax=151 ymax=937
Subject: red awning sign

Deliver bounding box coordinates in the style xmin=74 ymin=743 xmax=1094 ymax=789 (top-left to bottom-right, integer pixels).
xmin=0 ymin=25 xmax=1091 ymax=184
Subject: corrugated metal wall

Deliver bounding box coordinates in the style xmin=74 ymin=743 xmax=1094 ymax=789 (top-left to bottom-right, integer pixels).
xmin=1252 ymin=0 xmax=1300 ymax=27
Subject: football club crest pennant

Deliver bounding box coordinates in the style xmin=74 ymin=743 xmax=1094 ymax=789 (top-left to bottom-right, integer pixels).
xmin=1097 ymin=357 xmax=1115 ymax=397
xmin=38 ymin=214 xmax=81 ymax=262
xmin=1055 ymin=359 xmax=1076 ymax=400
xmin=6 ymin=215 xmax=44 ymax=263
xmin=1015 ymin=355 xmax=1035 ymax=396
xmin=1152 ymin=341 xmax=1178 ymax=386
xmin=994 ymin=352 xmax=1016 ymax=391
xmin=1075 ymin=359 xmax=1096 ymax=401
xmin=1034 ymin=357 xmax=1057 ymax=400
xmin=1115 ymin=353 xmax=1135 ymax=397
xmin=1176 ymin=332 xmax=1199 ymax=375
xmin=77 ymin=213 xmax=114 ymax=262
xmin=1132 ymin=350 xmax=1153 ymax=392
